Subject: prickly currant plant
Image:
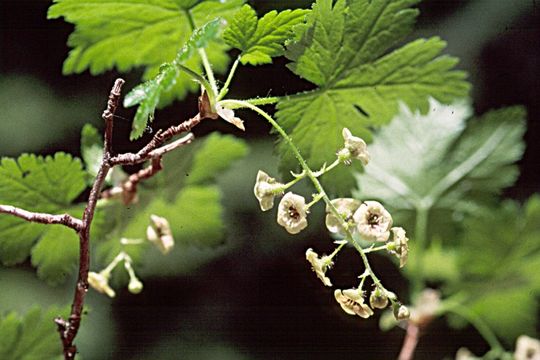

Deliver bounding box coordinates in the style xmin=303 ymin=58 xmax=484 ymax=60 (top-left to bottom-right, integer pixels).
xmin=1 ymin=0 xmax=538 ymax=359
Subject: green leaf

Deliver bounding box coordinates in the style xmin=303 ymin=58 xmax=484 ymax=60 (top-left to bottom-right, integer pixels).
xmin=452 ymin=197 xmax=540 ymax=343
xmin=0 ymin=153 xmax=86 ymax=284
xmin=123 ymin=18 xmax=222 ymax=140
xmin=93 ymin=134 xmax=248 ymax=281
xmin=223 ymin=5 xmax=309 ymax=65
xmin=0 ymin=306 xmax=69 ymax=359
xmin=276 ymin=0 xmax=470 ymax=194
xmin=355 ymin=101 xmax=526 ymax=214
xmin=48 ymin=0 xmax=243 ymax=75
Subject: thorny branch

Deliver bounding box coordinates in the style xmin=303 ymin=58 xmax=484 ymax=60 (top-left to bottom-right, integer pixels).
xmin=0 ymin=78 xmax=211 ymax=359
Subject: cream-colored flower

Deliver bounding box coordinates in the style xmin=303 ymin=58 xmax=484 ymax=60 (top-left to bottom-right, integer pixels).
xmin=277 ymin=192 xmax=308 ymax=234
xmin=334 ymin=289 xmax=374 ymax=318
xmin=216 ymin=103 xmax=245 ymax=131
xmin=338 ymin=128 xmax=370 ymax=165
xmin=146 ymin=214 xmax=174 ymax=255
xmin=387 ymin=227 xmax=409 ymax=268
xmin=325 ymin=198 xmax=361 ymax=236
xmin=455 ymin=347 xmax=477 ymax=360
xmin=515 ymin=335 xmax=540 ymax=360
xmin=353 ymin=201 xmax=393 ymax=242
xmin=253 ymin=170 xmax=284 ymax=211
xmin=88 ymin=271 xmax=116 ymax=298
xmin=305 ymin=248 xmax=333 ymax=287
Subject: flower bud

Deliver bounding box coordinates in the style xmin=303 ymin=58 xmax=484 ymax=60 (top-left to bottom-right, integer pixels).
xmin=393 ymin=304 xmax=410 ymax=321
xmin=369 ymin=288 xmax=389 ymax=309
xmin=128 ymin=277 xmax=143 ymax=294
xmin=338 ymin=128 xmax=370 ymax=165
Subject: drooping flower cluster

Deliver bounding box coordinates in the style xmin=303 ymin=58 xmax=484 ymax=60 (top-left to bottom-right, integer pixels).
xmin=252 ymin=128 xmax=410 ymax=322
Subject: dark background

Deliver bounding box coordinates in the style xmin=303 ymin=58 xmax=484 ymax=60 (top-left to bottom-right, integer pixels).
xmin=1 ymin=0 xmax=539 ymax=359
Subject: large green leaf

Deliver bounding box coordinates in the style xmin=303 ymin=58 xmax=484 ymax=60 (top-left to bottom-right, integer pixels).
xmin=452 ymin=197 xmax=540 ymax=343
xmin=0 ymin=153 xmax=86 ymax=284
xmin=223 ymin=4 xmax=309 ymax=65
xmin=276 ymin=0 xmax=470 ymax=193
xmin=355 ymin=101 xmax=526 ymax=214
xmin=0 ymin=306 xmax=69 ymax=359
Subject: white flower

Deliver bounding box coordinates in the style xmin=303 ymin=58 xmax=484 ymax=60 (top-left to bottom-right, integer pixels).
xmin=216 ymin=103 xmax=245 ymax=131
xmin=455 ymin=348 xmax=477 ymax=360
xmin=277 ymin=192 xmax=308 ymax=234
xmin=305 ymin=248 xmax=333 ymax=287
xmin=325 ymin=198 xmax=361 ymax=236
xmin=515 ymin=335 xmax=540 ymax=360
xmin=253 ymin=170 xmax=284 ymax=211
xmin=338 ymin=128 xmax=370 ymax=165
xmin=146 ymin=214 xmax=174 ymax=255
xmin=334 ymin=289 xmax=374 ymax=318
xmin=353 ymin=201 xmax=393 ymax=242
xmin=88 ymin=271 xmax=116 ymax=298
xmin=387 ymin=227 xmax=409 ymax=268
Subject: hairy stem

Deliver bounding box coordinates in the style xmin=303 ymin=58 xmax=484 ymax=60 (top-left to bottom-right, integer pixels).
xmin=217 ymin=57 xmax=240 ymax=101
xmin=223 ymin=99 xmax=387 ymax=290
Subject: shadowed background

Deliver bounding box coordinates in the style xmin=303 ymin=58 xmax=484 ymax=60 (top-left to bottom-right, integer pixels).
xmin=1 ymin=0 xmax=539 ymax=359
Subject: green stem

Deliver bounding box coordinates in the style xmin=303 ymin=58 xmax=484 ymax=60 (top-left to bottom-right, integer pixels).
xmin=185 ymin=10 xmax=218 ymax=98
xmin=411 ymin=203 xmax=430 ymax=295
xmin=225 ymin=99 xmax=387 ymax=291
xmin=446 ymin=304 xmax=503 ymax=352
xmin=101 ymin=251 xmax=126 ymax=276
xmin=363 ymin=244 xmax=389 ymax=254
xmin=328 ymin=242 xmax=346 ymax=259
xmin=176 ymin=64 xmax=215 ymax=107
xmin=313 ymin=159 xmax=341 ymax=177
xmin=306 ymin=193 xmax=325 ymax=208
xmin=217 ymin=57 xmax=240 ymax=101
xmin=223 ymin=97 xmax=281 ymax=109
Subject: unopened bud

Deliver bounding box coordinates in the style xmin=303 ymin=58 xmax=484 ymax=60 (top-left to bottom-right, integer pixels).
xmin=128 ymin=278 xmax=143 ymax=294
xmin=369 ymin=288 xmax=389 ymax=309
xmin=393 ymin=304 xmax=410 ymax=320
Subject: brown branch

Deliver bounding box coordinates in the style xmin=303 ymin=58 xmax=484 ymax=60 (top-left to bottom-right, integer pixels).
xmin=54 ymin=81 xmax=209 ymax=359
xmin=55 ymin=79 xmax=123 ymax=360
xmin=0 ymin=205 xmax=82 ymax=231
xmin=398 ymin=322 xmax=421 ymax=360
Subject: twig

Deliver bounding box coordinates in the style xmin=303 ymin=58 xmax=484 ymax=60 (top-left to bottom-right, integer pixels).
xmin=54 ymin=79 xmax=124 ymax=360
xmin=0 ymin=205 xmax=82 ymax=231
xmin=398 ymin=323 xmax=420 ymax=360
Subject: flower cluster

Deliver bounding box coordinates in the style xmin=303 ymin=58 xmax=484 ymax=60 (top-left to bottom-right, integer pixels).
xmin=253 ymin=128 xmax=410 ymax=321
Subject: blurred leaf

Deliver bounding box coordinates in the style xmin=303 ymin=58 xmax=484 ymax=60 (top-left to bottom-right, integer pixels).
xmin=355 ymin=101 xmax=526 ymax=215
xmin=81 ymin=123 xmax=103 ymax=182
xmin=451 ymin=196 xmax=540 ymax=343
xmin=124 ymin=18 xmax=222 ymax=140
xmin=0 ymin=305 xmax=69 ymax=360
xmin=404 ymin=239 xmax=460 ymax=284
xmin=0 ymin=153 xmax=86 ymax=284
xmin=223 ymin=4 xmax=309 ymax=65
xmin=93 ymin=134 xmax=248 ymax=282
xmin=276 ymin=0 xmax=470 ymax=194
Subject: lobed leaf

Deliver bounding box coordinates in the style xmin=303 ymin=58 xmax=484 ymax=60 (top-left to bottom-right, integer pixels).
xmin=0 ymin=153 xmax=86 ymax=284
xmin=0 ymin=306 xmax=69 ymax=359
xmin=452 ymin=197 xmax=540 ymax=343
xmin=355 ymin=101 xmax=526 ymax=213
xmin=223 ymin=4 xmax=309 ymax=65
xmin=276 ymin=0 xmax=470 ymax=194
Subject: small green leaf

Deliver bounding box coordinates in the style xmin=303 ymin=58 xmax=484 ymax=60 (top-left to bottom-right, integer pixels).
xmin=276 ymin=0 xmax=470 ymax=194
xmin=223 ymin=5 xmax=309 ymax=65
xmin=0 ymin=153 xmax=86 ymax=284
xmin=124 ymin=18 xmax=222 ymax=140
xmin=0 ymin=306 xmax=69 ymax=359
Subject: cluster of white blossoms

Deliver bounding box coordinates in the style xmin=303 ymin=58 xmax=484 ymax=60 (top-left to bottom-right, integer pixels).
xmin=456 ymin=335 xmax=540 ymax=360
xmin=253 ymin=128 xmax=410 ymax=321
